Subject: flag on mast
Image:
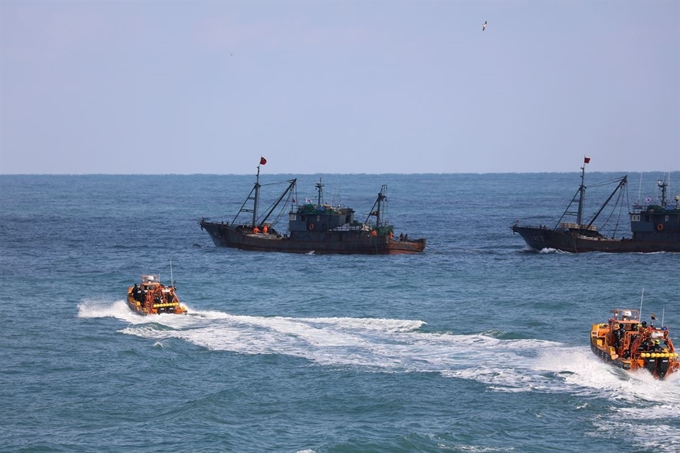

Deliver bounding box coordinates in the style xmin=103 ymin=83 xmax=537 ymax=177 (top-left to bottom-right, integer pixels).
xmin=584 ymin=156 xmax=591 ymax=164
xmin=260 ymin=157 xmax=267 ymax=165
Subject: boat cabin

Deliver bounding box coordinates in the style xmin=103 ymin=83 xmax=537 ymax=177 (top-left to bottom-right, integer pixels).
xmin=629 ymin=179 xmax=680 ymax=239
xmin=288 ymin=204 xmax=361 ymax=233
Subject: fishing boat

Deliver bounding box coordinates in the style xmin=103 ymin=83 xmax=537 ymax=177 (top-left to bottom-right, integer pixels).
xmin=511 ymin=158 xmax=680 ymax=252
xmin=590 ymin=308 xmax=679 ymax=380
xmin=199 ymin=158 xmax=426 ymax=254
xmin=127 ymin=274 xmax=187 ymax=315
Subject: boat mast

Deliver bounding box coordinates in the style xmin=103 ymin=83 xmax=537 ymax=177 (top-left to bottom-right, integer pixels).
xmin=364 ymin=185 xmax=388 ymax=228
xmin=584 ymin=176 xmax=627 ymax=231
xmin=577 ymin=158 xmax=588 ymax=226
xmin=253 ymin=163 xmax=262 ymax=226
xmin=258 ymin=179 xmax=297 ymax=226
xmin=315 ymin=178 xmax=324 ymax=206
xmin=376 ymin=185 xmax=387 ymax=228
xmin=658 ymin=175 xmax=668 ymax=207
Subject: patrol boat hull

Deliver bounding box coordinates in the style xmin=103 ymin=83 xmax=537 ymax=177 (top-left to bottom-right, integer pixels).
xmin=589 ymin=308 xmax=679 ymax=380
xmin=127 ymin=274 xmax=187 ymax=316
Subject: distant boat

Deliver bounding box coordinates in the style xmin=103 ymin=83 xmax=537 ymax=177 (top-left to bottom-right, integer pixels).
xmin=511 ymin=159 xmax=680 ymax=252
xmin=200 ymin=161 xmax=425 ymax=255
xmin=127 ymin=274 xmax=187 ymax=316
xmin=590 ymin=308 xmax=679 ymax=380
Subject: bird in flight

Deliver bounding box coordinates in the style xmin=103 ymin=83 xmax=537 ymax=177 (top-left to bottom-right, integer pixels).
xmin=482 ymin=21 xmax=487 ymax=31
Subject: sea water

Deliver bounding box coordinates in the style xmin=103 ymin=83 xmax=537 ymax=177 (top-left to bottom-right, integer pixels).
xmin=1 ymin=172 xmax=679 ymax=453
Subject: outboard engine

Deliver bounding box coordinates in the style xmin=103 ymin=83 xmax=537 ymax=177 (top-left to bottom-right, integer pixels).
xmin=657 ymin=358 xmax=670 ymax=380
xmin=644 ymin=358 xmax=657 ymax=375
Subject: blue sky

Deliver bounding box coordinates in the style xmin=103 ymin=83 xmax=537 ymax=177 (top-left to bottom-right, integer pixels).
xmin=1 ymin=0 xmax=678 ymax=174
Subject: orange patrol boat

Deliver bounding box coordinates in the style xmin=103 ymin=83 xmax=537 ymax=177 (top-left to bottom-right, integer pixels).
xmin=590 ymin=308 xmax=679 ymax=380
xmin=127 ymin=274 xmax=187 ymax=316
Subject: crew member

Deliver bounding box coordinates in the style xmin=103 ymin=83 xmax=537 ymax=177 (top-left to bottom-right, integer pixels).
xmin=614 ymin=323 xmax=625 ymax=349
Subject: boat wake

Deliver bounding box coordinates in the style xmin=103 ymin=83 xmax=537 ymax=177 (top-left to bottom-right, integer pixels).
xmin=78 ymin=300 xmax=147 ymax=324
xmin=79 ymin=301 xmax=680 ymax=451
xmin=82 ymin=302 xmax=679 ymax=390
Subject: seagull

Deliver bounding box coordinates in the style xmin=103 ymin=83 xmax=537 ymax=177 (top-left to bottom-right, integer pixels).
xmin=482 ymin=21 xmax=487 ymax=31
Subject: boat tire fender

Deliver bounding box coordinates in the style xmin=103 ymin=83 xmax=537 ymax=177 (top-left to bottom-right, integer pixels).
xmin=657 ymin=223 xmax=664 ymax=231
xmin=309 ymin=223 xmax=314 ymax=231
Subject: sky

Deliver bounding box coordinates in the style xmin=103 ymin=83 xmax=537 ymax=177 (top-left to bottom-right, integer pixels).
xmin=0 ymin=0 xmax=678 ymax=174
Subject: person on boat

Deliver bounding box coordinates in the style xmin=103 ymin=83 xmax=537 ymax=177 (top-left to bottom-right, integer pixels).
xmin=614 ymin=323 xmax=625 ymax=349
xmin=640 ymin=337 xmax=654 ymax=351
xmin=628 ymin=338 xmax=639 ymax=357
xmin=134 ymin=285 xmax=144 ymax=302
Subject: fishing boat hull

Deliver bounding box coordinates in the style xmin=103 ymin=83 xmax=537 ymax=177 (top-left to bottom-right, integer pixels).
xmin=512 ymin=161 xmax=680 ymax=253
xmin=512 ymin=225 xmax=680 ymax=253
xmin=201 ymin=163 xmax=426 ymax=255
xmin=200 ymin=221 xmax=426 ymax=255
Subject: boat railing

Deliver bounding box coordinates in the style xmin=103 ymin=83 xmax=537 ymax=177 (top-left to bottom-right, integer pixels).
xmin=330 ymin=224 xmax=371 ymax=232
xmin=559 ymin=222 xmax=598 ymax=231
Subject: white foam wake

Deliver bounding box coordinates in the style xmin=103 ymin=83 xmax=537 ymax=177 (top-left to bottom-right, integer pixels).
xmin=80 ymin=301 xmax=680 ymax=390
xmin=79 ymin=299 xmax=680 ymax=451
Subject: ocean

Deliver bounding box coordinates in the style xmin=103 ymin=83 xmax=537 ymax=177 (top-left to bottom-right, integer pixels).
xmin=1 ymin=172 xmax=679 ymax=453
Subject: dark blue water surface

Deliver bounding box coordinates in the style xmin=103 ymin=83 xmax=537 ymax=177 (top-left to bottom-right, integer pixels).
xmin=1 ymin=172 xmax=679 ymax=453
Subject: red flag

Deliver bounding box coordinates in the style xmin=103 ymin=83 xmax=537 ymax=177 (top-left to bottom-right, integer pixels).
xmin=260 ymin=157 xmax=267 ymax=165
xmin=584 ymin=157 xmax=591 ymax=164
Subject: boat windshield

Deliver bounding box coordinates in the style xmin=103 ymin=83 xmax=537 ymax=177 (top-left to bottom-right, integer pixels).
xmin=141 ymin=274 xmax=160 ymax=284
xmin=610 ymin=309 xmax=640 ymax=322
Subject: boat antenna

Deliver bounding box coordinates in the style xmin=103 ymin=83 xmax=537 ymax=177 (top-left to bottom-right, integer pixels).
xmin=637 ymin=172 xmax=643 ymax=205
xmin=662 ymin=307 xmax=665 ymax=328
xmin=639 ymin=287 xmax=644 ymax=319
xmin=170 ymin=260 xmax=174 ymax=288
